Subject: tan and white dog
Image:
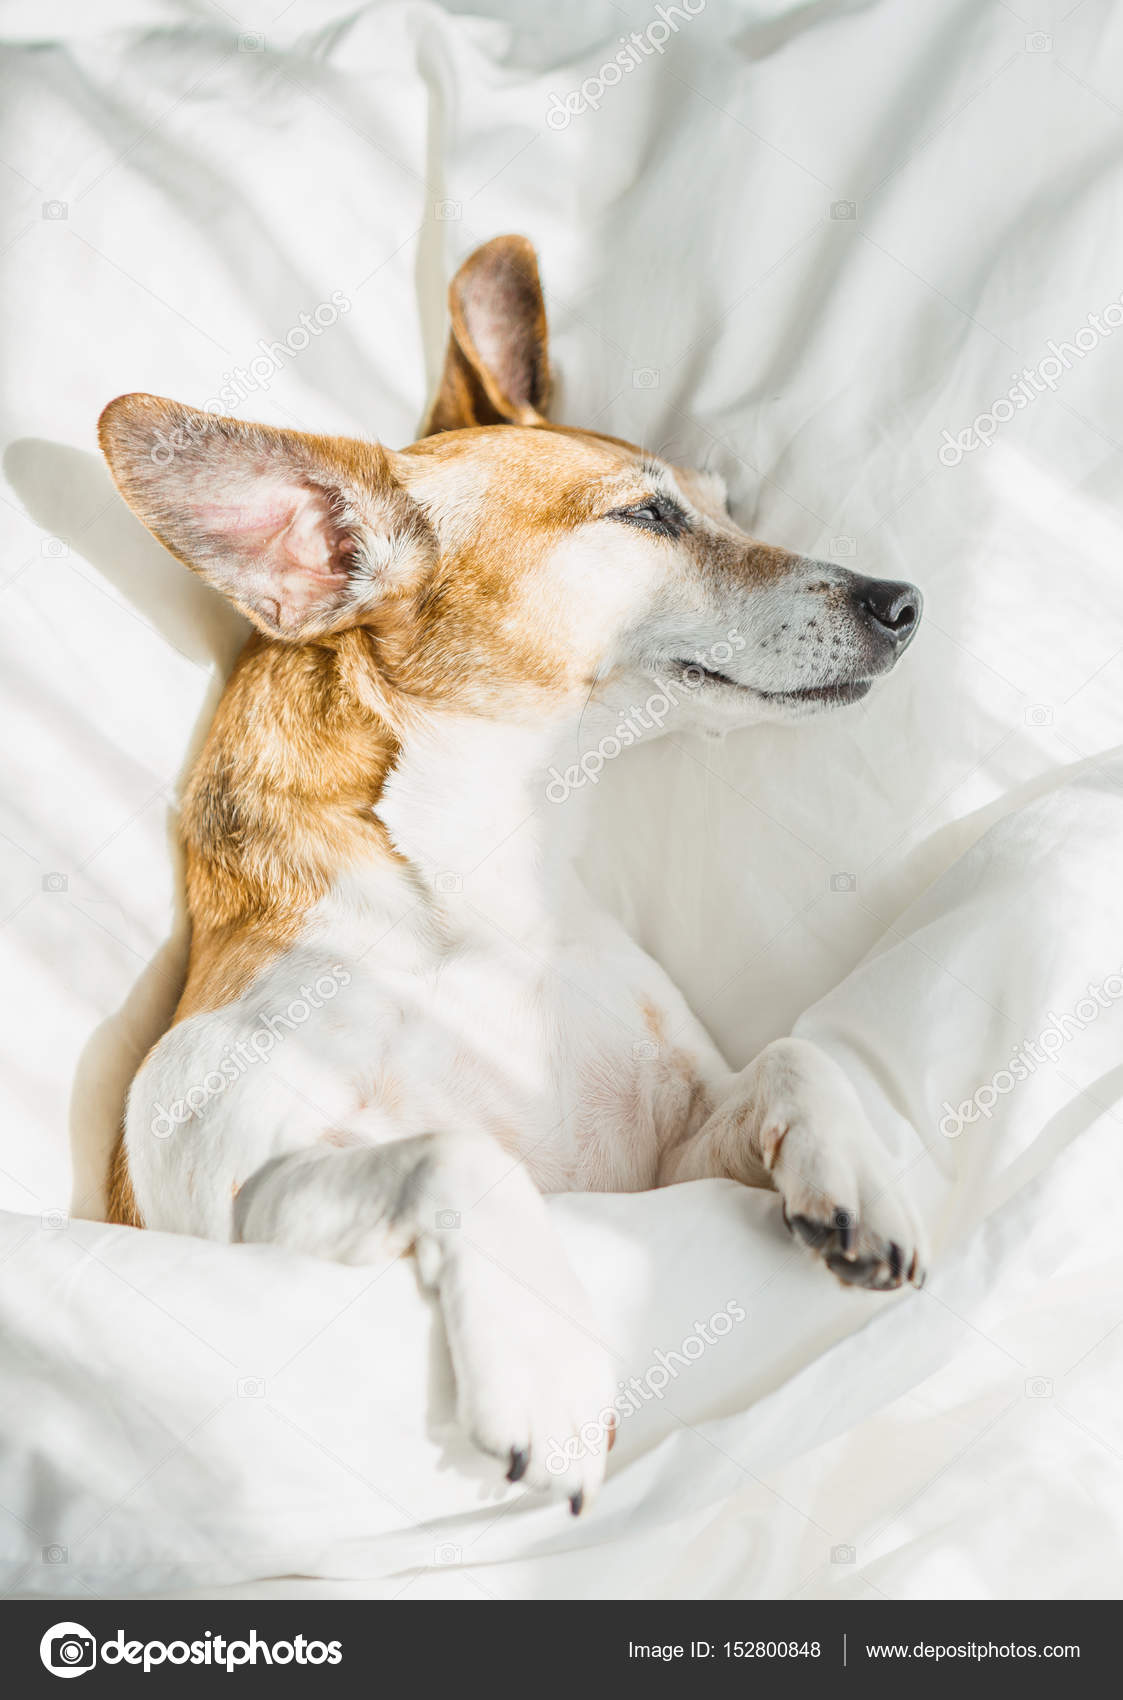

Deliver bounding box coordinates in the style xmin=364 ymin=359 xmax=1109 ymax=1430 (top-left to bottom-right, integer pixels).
xmin=99 ymin=235 xmax=925 ymax=1515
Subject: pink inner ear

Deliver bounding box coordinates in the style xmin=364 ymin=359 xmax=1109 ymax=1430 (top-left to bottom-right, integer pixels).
xmin=192 ymin=482 xmax=354 ymax=633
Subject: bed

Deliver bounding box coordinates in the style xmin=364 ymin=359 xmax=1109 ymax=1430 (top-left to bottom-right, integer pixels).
xmin=1 ymin=0 xmax=1122 ymax=1600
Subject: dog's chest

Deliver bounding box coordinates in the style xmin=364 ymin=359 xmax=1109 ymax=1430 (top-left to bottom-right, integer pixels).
xmin=294 ymin=876 xmax=710 ymax=1191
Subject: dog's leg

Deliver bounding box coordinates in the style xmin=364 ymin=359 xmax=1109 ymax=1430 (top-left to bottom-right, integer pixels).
xmin=659 ymin=1037 xmax=926 ymax=1290
xmin=232 ymin=1131 xmax=613 ymax=1506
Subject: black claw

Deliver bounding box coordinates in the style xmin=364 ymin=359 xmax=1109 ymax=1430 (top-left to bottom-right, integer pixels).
xmin=826 ymin=1251 xmax=881 ymax=1287
xmin=506 ymin=1447 xmax=529 ymax=1484
xmin=790 ymin=1213 xmax=829 ymax=1250
xmin=888 ymin=1242 xmax=903 ymax=1283
xmin=836 ymin=1214 xmax=855 ymax=1254
xmin=569 ymin=1490 xmax=584 ymax=1517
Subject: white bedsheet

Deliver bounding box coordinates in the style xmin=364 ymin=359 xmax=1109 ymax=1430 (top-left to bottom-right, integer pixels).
xmin=2 ymin=0 xmax=1122 ymax=1600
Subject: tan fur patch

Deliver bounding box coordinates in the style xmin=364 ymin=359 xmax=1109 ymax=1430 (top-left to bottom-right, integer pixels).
xmin=106 ymin=1131 xmax=143 ymax=1228
xmin=641 ymin=998 xmax=668 ymax=1045
xmin=175 ymin=630 xmax=402 ymax=1020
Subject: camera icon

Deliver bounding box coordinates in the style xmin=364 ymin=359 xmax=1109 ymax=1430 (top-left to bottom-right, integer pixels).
xmin=435 ymin=200 xmax=462 ymax=221
xmin=41 ymin=537 xmax=69 ymax=557
xmin=1025 ymin=1376 xmax=1054 ymax=1398
xmin=41 ymin=200 xmax=69 ymax=220
xmin=236 ymin=1376 xmax=266 ymax=1398
xmin=831 ymin=1543 xmax=856 ymax=1564
xmin=41 ymin=1208 xmax=68 ymax=1230
xmin=1025 ymin=32 xmax=1052 ymax=53
xmin=435 ymin=1209 xmax=461 ymax=1230
xmin=238 ymin=31 xmax=266 ymax=52
xmin=42 ymin=1544 xmax=68 ymax=1564
xmin=830 ymin=200 xmax=856 ymax=221
xmin=830 ymin=871 xmax=857 ymax=893
xmin=434 ymin=1542 xmax=462 ymax=1564
xmin=434 ymin=871 xmax=462 ymax=894
xmin=42 ymin=1628 xmax=96 ymax=1672
xmin=632 ymin=1039 xmax=659 ymax=1060
xmin=42 ymin=872 xmax=69 ymax=893
xmin=1025 ymin=704 xmax=1054 ymax=727
xmin=829 ymin=535 xmax=856 ymax=559
xmin=632 ymin=367 xmax=660 ymax=389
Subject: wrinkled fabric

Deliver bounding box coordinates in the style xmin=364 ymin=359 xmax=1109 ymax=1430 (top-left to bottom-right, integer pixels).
xmin=1 ymin=0 xmax=1121 ymax=1600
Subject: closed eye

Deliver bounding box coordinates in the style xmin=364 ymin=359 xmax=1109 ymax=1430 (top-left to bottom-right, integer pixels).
xmin=608 ymin=497 xmax=687 ymax=536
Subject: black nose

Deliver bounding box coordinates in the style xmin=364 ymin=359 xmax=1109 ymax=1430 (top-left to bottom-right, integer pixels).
xmin=853 ymin=576 xmax=922 ymax=646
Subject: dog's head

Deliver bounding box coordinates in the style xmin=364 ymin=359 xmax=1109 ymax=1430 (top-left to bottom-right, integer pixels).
xmin=99 ymin=236 xmax=920 ymax=737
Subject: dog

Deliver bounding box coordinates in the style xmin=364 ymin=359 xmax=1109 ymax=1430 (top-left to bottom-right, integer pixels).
xmin=99 ymin=235 xmax=925 ymax=1515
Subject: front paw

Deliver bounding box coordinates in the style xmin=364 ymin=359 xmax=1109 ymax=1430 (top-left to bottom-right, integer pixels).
xmin=431 ymin=1235 xmax=616 ymax=1512
xmin=769 ymin=1113 xmax=927 ymax=1292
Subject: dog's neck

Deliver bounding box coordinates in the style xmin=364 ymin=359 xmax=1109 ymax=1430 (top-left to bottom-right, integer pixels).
xmin=183 ymin=636 xmax=615 ymax=974
xmin=378 ymin=710 xmax=594 ymax=940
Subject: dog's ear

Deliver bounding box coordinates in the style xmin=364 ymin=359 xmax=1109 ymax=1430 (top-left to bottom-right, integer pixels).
xmin=423 ymin=234 xmax=550 ymax=435
xmin=98 ymin=395 xmax=434 ymax=641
